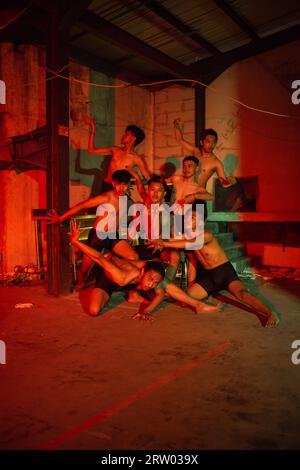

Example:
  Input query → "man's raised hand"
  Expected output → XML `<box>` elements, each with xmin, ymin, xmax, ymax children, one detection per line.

<box><xmin>85</xmin><ymin>115</ymin><xmax>95</xmax><ymax>130</ymax></box>
<box><xmin>46</xmin><ymin>209</ymin><xmax>62</xmax><ymax>225</ymax></box>
<box><xmin>67</xmin><ymin>220</ymin><xmax>83</xmax><ymax>244</ymax></box>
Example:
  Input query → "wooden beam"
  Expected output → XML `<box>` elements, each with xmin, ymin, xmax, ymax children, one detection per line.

<box><xmin>192</xmin><ymin>24</ymin><xmax>300</xmax><ymax>83</ymax></box>
<box><xmin>46</xmin><ymin>7</ymin><xmax>70</xmax><ymax>295</ymax></box>
<box><xmin>136</xmin><ymin>0</ymin><xmax>220</xmax><ymax>56</ymax></box>
<box><xmin>77</xmin><ymin>10</ymin><xmax>196</xmax><ymax>79</ymax></box>
<box><xmin>195</xmin><ymin>86</ymin><xmax>205</xmax><ymax>146</ymax></box>
<box><xmin>69</xmin><ymin>45</ymin><xmax>148</xmax><ymax>84</ymax></box>
<box><xmin>59</xmin><ymin>0</ymin><xmax>94</xmax><ymax>30</ymax></box>
<box><xmin>214</xmin><ymin>0</ymin><xmax>258</xmax><ymax>41</ymax></box>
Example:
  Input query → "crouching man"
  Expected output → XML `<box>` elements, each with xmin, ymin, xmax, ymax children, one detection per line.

<box><xmin>68</xmin><ymin>221</ymin><xmax>218</xmax><ymax>318</ymax></box>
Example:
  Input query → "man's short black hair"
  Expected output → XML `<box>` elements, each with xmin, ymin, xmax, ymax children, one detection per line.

<box><xmin>112</xmin><ymin>169</ymin><xmax>131</xmax><ymax>183</ymax></box>
<box><xmin>183</xmin><ymin>155</ymin><xmax>199</xmax><ymax>166</ymax></box>
<box><xmin>144</xmin><ymin>260</ymin><xmax>165</xmax><ymax>278</ymax></box>
<box><xmin>199</xmin><ymin>128</ymin><xmax>218</xmax><ymax>142</ymax></box>
<box><xmin>147</xmin><ymin>174</ymin><xmax>167</xmax><ymax>192</ymax></box>
<box><xmin>126</xmin><ymin>125</ymin><xmax>145</xmax><ymax>146</ymax></box>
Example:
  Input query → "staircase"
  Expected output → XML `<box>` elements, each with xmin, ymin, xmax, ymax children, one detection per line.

<box><xmin>205</xmin><ymin>221</ymin><xmax>250</xmax><ymax>275</ymax></box>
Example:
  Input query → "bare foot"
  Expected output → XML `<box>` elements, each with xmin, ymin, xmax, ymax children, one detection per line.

<box><xmin>131</xmin><ymin>312</ymin><xmax>154</xmax><ymax>322</ymax></box>
<box><xmin>263</xmin><ymin>312</ymin><xmax>279</xmax><ymax>328</ymax></box>
<box><xmin>195</xmin><ymin>302</ymin><xmax>219</xmax><ymax>314</ymax></box>
<box><xmin>207</xmin><ymin>296</ymin><xmax>224</xmax><ymax>308</ymax></box>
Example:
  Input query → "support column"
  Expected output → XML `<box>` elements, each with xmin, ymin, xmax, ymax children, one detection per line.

<box><xmin>46</xmin><ymin>7</ymin><xmax>70</xmax><ymax>295</ymax></box>
<box><xmin>195</xmin><ymin>85</ymin><xmax>205</xmax><ymax>146</ymax></box>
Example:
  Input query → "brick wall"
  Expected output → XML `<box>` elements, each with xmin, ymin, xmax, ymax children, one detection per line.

<box><xmin>153</xmin><ymin>86</ymin><xmax>195</xmax><ymax>177</ymax></box>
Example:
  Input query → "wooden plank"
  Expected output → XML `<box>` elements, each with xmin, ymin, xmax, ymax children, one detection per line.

<box><xmin>208</xmin><ymin>212</ymin><xmax>300</xmax><ymax>222</ymax></box>
<box><xmin>46</xmin><ymin>7</ymin><xmax>70</xmax><ymax>295</ymax></box>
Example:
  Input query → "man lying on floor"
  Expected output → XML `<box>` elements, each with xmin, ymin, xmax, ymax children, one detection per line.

<box><xmin>148</xmin><ymin>206</ymin><xmax>279</xmax><ymax>328</ymax></box>
<box><xmin>68</xmin><ymin>220</ymin><xmax>218</xmax><ymax>318</ymax></box>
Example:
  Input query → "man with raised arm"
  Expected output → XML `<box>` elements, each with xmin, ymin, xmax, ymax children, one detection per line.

<box><xmin>47</xmin><ymin>170</ymin><xmax>139</xmax><ymax>289</ymax></box>
<box><xmin>174</xmin><ymin>119</ymin><xmax>236</xmax><ymax>189</ymax></box>
<box><xmin>86</xmin><ymin>116</ymin><xmax>151</xmax><ymax>192</ymax></box>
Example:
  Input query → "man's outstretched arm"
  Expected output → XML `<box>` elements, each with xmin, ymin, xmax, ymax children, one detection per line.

<box><xmin>134</xmin><ymin>155</ymin><xmax>151</xmax><ymax>181</ymax></box>
<box><xmin>86</xmin><ymin>115</ymin><xmax>115</xmax><ymax>155</ymax></box>
<box><xmin>215</xmin><ymin>159</ymin><xmax>236</xmax><ymax>187</ymax></box>
<box><xmin>144</xmin><ymin>289</ymin><xmax>165</xmax><ymax>315</ymax></box>
<box><xmin>174</xmin><ymin>118</ymin><xmax>197</xmax><ymax>154</ymax></box>
<box><xmin>47</xmin><ymin>193</ymin><xmax>110</xmax><ymax>224</ymax></box>
<box><xmin>126</xmin><ymin>166</ymin><xmax>147</xmax><ymax>201</ymax></box>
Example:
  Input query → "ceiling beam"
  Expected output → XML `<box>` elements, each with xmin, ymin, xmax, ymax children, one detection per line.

<box><xmin>77</xmin><ymin>10</ymin><xmax>197</xmax><ymax>79</ymax></box>
<box><xmin>58</xmin><ymin>0</ymin><xmax>94</xmax><ymax>30</ymax></box>
<box><xmin>69</xmin><ymin>45</ymin><xmax>148</xmax><ymax>83</ymax></box>
<box><xmin>214</xmin><ymin>0</ymin><xmax>258</xmax><ymax>41</ymax></box>
<box><xmin>136</xmin><ymin>0</ymin><xmax>221</xmax><ymax>56</ymax></box>
<box><xmin>192</xmin><ymin>23</ymin><xmax>300</xmax><ymax>83</ymax></box>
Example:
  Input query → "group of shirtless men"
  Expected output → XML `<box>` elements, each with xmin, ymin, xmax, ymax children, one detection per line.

<box><xmin>48</xmin><ymin>117</ymin><xmax>278</xmax><ymax>328</ymax></box>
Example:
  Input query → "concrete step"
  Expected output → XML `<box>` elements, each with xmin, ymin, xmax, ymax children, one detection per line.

<box><xmin>224</xmin><ymin>242</ymin><xmax>245</xmax><ymax>260</ymax></box>
<box><xmin>215</xmin><ymin>232</ymin><xmax>234</xmax><ymax>247</ymax></box>
<box><xmin>231</xmin><ymin>256</ymin><xmax>251</xmax><ymax>275</ymax></box>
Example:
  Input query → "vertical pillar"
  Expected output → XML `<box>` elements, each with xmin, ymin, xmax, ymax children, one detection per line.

<box><xmin>46</xmin><ymin>7</ymin><xmax>70</xmax><ymax>295</ymax></box>
<box><xmin>195</xmin><ymin>85</ymin><xmax>205</xmax><ymax>147</ymax></box>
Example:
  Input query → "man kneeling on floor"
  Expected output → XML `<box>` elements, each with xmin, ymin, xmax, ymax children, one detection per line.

<box><xmin>68</xmin><ymin>221</ymin><xmax>218</xmax><ymax>319</ymax></box>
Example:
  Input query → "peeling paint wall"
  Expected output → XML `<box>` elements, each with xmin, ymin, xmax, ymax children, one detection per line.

<box><xmin>0</xmin><ymin>43</ymin><xmax>46</xmax><ymax>273</ymax></box>
<box><xmin>0</xmin><ymin>43</ymin><xmax>154</xmax><ymax>273</ymax></box>
<box><xmin>206</xmin><ymin>48</ymin><xmax>300</xmax><ymax>211</ymax></box>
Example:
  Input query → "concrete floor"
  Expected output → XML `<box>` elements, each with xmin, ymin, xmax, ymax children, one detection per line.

<box><xmin>1</xmin><ymin>278</ymin><xmax>300</xmax><ymax>450</ymax></box>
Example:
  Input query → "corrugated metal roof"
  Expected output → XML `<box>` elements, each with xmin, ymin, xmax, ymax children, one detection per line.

<box><xmin>68</xmin><ymin>0</ymin><xmax>300</xmax><ymax>80</ymax></box>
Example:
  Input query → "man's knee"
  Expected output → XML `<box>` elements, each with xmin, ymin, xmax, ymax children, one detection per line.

<box><xmin>169</xmin><ymin>251</ymin><xmax>180</xmax><ymax>264</ymax></box>
<box><xmin>126</xmin><ymin>251</ymin><xmax>139</xmax><ymax>261</ymax></box>
<box><xmin>88</xmin><ymin>305</ymin><xmax>100</xmax><ymax>316</ymax></box>
<box><xmin>235</xmin><ymin>288</ymin><xmax>248</xmax><ymax>301</ymax></box>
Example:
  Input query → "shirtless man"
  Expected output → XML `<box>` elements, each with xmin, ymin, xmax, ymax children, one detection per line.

<box><xmin>148</xmin><ymin>207</ymin><xmax>278</xmax><ymax>328</ymax></box>
<box><xmin>174</xmin><ymin>119</ymin><xmax>236</xmax><ymax>189</ymax></box>
<box><xmin>86</xmin><ymin>116</ymin><xmax>151</xmax><ymax>192</ymax></box>
<box><xmin>127</xmin><ymin>171</ymin><xmax>181</xmax><ymax>282</ymax></box>
<box><xmin>167</xmin><ymin>155</ymin><xmax>214</xmax><ymax>282</ymax></box>
<box><xmin>169</xmin><ymin>155</ymin><xmax>215</xmax><ymax>205</ymax></box>
<box><xmin>68</xmin><ymin>220</ymin><xmax>218</xmax><ymax>318</ymax></box>
<box><xmin>47</xmin><ymin>170</ymin><xmax>139</xmax><ymax>288</ymax></box>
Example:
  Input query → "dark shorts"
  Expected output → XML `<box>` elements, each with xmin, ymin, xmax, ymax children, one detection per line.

<box><xmin>94</xmin><ymin>266</ymin><xmax>156</xmax><ymax>301</ymax></box>
<box><xmin>87</xmin><ymin>228</ymin><xmax>121</xmax><ymax>252</ymax></box>
<box><xmin>94</xmin><ymin>266</ymin><xmax>123</xmax><ymax>296</ymax></box>
<box><xmin>195</xmin><ymin>261</ymin><xmax>239</xmax><ymax>295</ymax></box>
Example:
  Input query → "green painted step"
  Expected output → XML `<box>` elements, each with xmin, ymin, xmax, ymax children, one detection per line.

<box><xmin>215</xmin><ymin>232</ymin><xmax>234</xmax><ymax>247</ymax></box>
<box><xmin>231</xmin><ymin>256</ymin><xmax>251</xmax><ymax>275</ymax></box>
<box><xmin>224</xmin><ymin>242</ymin><xmax>245</xmax><ymax>260</ymax></box>
<box><xmin>205</xmin><ymin>221</ymin><xmax>227</xmax><ymax>233</ymax></box>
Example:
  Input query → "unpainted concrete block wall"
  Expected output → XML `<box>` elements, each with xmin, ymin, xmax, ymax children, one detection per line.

<box><xmin>153</xmin><ymin>86</ymin><xmax>195</xmax><ymax>177</ymax></box>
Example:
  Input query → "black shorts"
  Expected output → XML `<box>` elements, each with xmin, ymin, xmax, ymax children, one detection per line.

<box><xmin>87</xmin><ymin>228</ymin><xmax>121</xmax><ymax>252</ymax></box>
<box><xmin>195</xmin><ymin>261</ymin><xmax>239</xmax><ymax>295</ymax></box>
<box><xmin>94</xmin><ymin>266</ymin><xmax>156</xmax><ymax>301</ymax></box>
<box><xmin>94</xmin><ymin>266</ymin><xmax>123</xmax><ymax>296</ymax></box>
